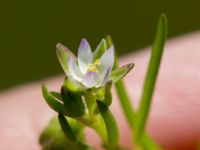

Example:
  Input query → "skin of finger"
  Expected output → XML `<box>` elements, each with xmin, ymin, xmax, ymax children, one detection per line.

<box><xmin>0</xmin><ymin>32</ymin><xmax>200</xmax><ymax>150</ymax></box>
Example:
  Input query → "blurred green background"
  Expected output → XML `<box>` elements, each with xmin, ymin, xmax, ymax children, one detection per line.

<box><xmin>0</xmin><ymin>0</ymin><xmax>199</xmax><ymax>90</ymax></box>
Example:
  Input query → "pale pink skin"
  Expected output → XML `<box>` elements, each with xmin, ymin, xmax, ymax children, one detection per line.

<box><xmin>0</xmin><ymin>32</ymin><xmax>200</xmax><ymax>150</ymax></box>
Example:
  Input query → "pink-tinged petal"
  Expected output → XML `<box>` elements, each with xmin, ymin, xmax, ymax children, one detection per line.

<box><xmin>99</xmin><ymin>46</ymin><xmax>114</xmax><ymax>77</ymax></box>
<box><xmin>68</xmin><ymin>56</ymin><xmax>83</xmax><ymax>82</ymax></box>
<box><xmin>82</xmin><ymin>72</ymin><xmax>100</xmax><ymax>88</ymax></box>
<box><xmin>100</xmin><ymin>67</ymin><xmax>112</xmax><ymax>87</ymax></box>
<box><xmin>78</xmin><ymin>38</ymin><xmax>93</xmax><ymax>74</ymax></box>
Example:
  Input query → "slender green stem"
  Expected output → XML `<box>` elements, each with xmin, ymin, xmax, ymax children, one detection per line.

<box><xmin>81</xmin><ymin>92</ymin><xmax>108</xmax><ymax>144</ymax></box>
<box><xmin>106</xmin><ymin>36</ymin><xmax>136</xmax><ymax>127</ymax></box>
<box><xmin>115</xmin><ymin>81</ymin><xmax>136</xmax><ymax>127</ymax></box>
<box><xmin>135</xmin><ymin>14</ymin><xmax>167</xmax><ymax>143</ymax></box>
<box><xmin>84</xmin><ymin>92</ymin><xmax>97</xmax><ymax>117</ymax></box>
<box><xmin>97</xmin><ymin>100</ymin><xmax>119</xmax><ymax>147</ymax></box>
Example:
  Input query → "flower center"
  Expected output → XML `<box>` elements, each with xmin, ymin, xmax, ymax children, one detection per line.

<box><xmin>87</xmin><ymin>59</ymin><xmax>101</xmax><ymax>73</ymax></box>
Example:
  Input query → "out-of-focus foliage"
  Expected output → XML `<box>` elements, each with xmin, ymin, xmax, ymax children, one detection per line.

<box><xmin>0</xmin><ymin>0</ymin><xmax>199</xmax><ymax>90</ymax></box>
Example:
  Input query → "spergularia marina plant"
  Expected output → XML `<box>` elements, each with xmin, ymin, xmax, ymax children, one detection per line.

<box><xmin>40</xmin><ymin>14</ymin><xmax>167</xmax><ymax>150</ymax></box>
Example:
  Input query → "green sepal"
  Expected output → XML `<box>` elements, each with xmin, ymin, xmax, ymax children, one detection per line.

<box><xmin>50</xmin><ymin>91</ymin><xmax>62</xmax><ymax>102</ymax></box>
<box><xmin>64</xmin><ymin>77</ymin><xmax>86</xmax><ymax>92</ymax></box>
<box><xmin>102</xmin><ymin>82</ymin><xmax>112</xmax><ymax>107</ymax></box>
<box><xmin>56</xmin><ymin>43</ymin><xmax>75</xmax><ymax>75</ymax></box>
<box><xmin>93</xmin><ymin>39</ymin><xmax>107</xmax><ymax>60</ymax></box>
<box><xmin>110</xmin><ymin>63</ymin><xmax>134</xmax><ymax>83</ymax></box>
<box><xmin>61</xmin><ymin>85</ymin><xmax>85</xmax><ymax>118</ymax></box>
<box><xmin>58</xmin><ymin>113</ymin><xmax>77</xmax><ymax>142</ymax></box>
<box><xmin>105</xmin><ymin>36</ymin><xmax>113</xmax><ymax>49</ymax></box>
<box><xmin>42</xmin><ymin>84</ymin><xmax>66</xmax><ymax>114</ymax></box>
<box><xmin>97</xmin><ymin>101</ymin><xmax>119</xmax><ymax>146</ymax></box>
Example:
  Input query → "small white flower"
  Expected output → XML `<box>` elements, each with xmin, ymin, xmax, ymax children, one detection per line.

<box><xmin>56</xmin><ymin>38</ymin><xmax>134</xmax><ymax>90</ymax></box>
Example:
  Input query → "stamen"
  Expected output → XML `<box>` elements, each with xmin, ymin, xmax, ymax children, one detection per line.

<box><xmin>86</xmin><ymin>59</ymin><xmax>101</xmax><ymax>73</ymax></box>
<box><xmin>94</xmin><ymin>59</ymin><xmax>101</xmax><ymax>66</ymax></box>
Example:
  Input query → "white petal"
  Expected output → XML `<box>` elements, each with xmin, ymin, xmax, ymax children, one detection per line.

<box><xmin>68</xmin><ymin>56</ymin><xmax>83</xmax><ymax>82</ymax></box>
<box><xmin>99</xmin><ymin>46</ymin><xmax>114</xmax><ymax>77</ymax></box>
<box><xmin>82</xmin><ymin>72</ymin><xmax>100</xmax><ymax>88</ymax></box>
<box><xmin>78</xmin><ymin>39</ymin><xmax>93</xmax><ymax>74</ymax></box>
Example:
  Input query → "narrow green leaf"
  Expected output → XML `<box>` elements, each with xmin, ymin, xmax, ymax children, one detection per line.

<box><xmin>110</xmin><ymin>63</ymin><xmax>134</xmax><ymax>83</ymax></box>
<box><xmin>42</xmin><ymin>84</ymin><xmax>65</xmax><ymax>114</ymax></box>
<box><xmin>58</xmin><ymin>113</ymin><xmax>77</xmax><ymax>142</ymax></box>
<box><xmin>97</xmin><ymin>100</ymin><xmax>119</xmax><ymax>146</ymax></box>
<box><xmin>135</xmin><ymin>14</ymin><xmax>167</xmax><ymax>141</ymax></box>
<box><xmin>61</xmin><ymin>85</ymin><xmax>85</xmax><ymax>118</ymax></box>
<box><xmin>93</xmin><ymin>39</ymin><xmax>107</xmax><ymax>60</ymax></box>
